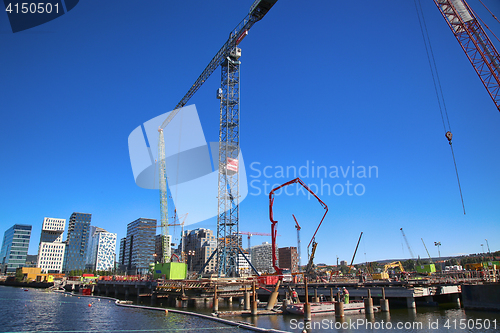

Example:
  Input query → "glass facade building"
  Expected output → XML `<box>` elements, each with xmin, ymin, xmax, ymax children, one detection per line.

<box><xmin>0</xmin><ymin>224</ymin><xmax>32</xmax><ymax>274</ymax></box>
<box><xmin>86</xmin><ymin>226</ymin><xmax>117</xmax><ymax>272</ymax></box>
<box><xmin>119</xmin><ymin>218</ymin><xmax>156</xmax><ymax>275</ymax></box>
<box><xmin>37</xmin><ymin>217</ymin><xmax>66</xmax><ymax>273</ymax></box>
<box><xmin>63</xmin><ymin>212</ymin><xmax>91</xmax><ymax>272</ymax></box>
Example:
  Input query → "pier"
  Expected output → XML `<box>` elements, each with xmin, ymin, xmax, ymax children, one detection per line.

<box><xmin>86</xmin><ymin>275</ymin><xmax>483</xmax><ymax>312</ymax></box>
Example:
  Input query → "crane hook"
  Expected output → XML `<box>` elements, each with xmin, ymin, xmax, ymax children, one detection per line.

<box><xmin>445</xmin><ymin>131</ymin><xmax>453</xmax><ymax>145</ymax></box>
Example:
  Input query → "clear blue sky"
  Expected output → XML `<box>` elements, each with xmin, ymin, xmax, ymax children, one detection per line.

<box><xmin>1</xmin><ymin>0</ymin><xmax>499</xmax><ymax>266</ymax></box>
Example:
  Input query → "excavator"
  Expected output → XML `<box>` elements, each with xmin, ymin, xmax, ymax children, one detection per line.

<box><xmin>372</xmin><ymin>261</ymin><xmax>405</xmax><ymax>280</ymax></box>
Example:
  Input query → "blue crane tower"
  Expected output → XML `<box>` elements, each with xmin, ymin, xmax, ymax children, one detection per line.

<box><xmin>158</xmin><ymin>0</ymin><xmax>278</xmax><ymax>277</ymax></box>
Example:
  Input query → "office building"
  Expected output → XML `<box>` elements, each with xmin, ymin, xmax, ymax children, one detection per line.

<box><xmin>250</xmin><ymin>242</ymin><xmax>278</xmax><ymax>274</ymax></box>
<box><xmin>181</xmin><ymin>228</ymin><xmax>217</xmax><ymax>274</ymax></box>
<box><xmin>278</xmin><ymin>246</ymin><xmax>299</xmax><ymax>273</ymax></box>
<box><xmin>154</xmin><ymin>234</ymin><xmax>173</xmax><ymax>263</ymax></box>
<box><xmin>37</xmin><ymin>217</ymin><xmax>66</xmax><ymax>273</ymax></box>
<box><xmin>63</xmin><ymin>212</ymin><xmax>91</xmax><ymax>272</ymax></box>
<box><xmin>119</xmin><ymin>218</ymin><xmax>156</xmax><ymax>274</ymax></box>
<box><xmin>238</xmin><ymin>252</ymin><xmax>251</xmax><ymax>275</ymax></box>
<box><xmin>0</xmin><ymin>224</ymin><xmax>32</xmax><ymax>274</ymax></box>
<box><xmin>86</xmin><ymin>226</ymin><xmax>117</xmax><ymax>272</ymax></box>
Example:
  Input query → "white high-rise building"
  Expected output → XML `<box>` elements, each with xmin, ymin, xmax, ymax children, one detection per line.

<box><xmin>238</xmin><ymin>252</ymin><xmax>251</xmax><ymax>276</ymax></box>
<box><xmin>37</xmin><ymin>217</ymin><xmax>66</xmax><ymax>273</ymax></box>
<box><xmin>86</xmin><ymin>226</ymin><xmax>117</xmax><ymax>272</ymax></box>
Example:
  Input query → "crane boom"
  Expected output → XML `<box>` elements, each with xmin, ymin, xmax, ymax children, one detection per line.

<box><xmin>348</xmin><ymin>232</ymin><xmax>363</xmax><ymax>273</ymax></box>
<box><xmin>160</xmin><ymin>0</ymin><xmax>278</xmax><ymax>130</ymax></box>
<box><xmin>292</xmin><ymin>214</ymin><xmax>301</xmax><ymax>268</ymax></box>
<box><xmin>400</xmin><ymin>228</ymin><xmax>415</xmax><ymax>259</ymax></box>
<box><xmin>434</xmin><ymin>0</ymin><xmax>500</xmax><ymax>111</ymax></box>
<box><xmin>421</xmin><ymin>238</ymin><xmax>434</xmax><ymax>263</ymax></box>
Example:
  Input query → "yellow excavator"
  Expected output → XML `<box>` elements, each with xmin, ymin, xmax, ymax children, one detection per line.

<box><xmin>372</xmin><ymin>261</ymin><xmax>405</xmax><ymax>280</ymax></box>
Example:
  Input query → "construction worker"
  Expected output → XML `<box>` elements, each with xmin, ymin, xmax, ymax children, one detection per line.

<box><xmin>292</xmin><ymin>289</ymin><xmax>299</xmax><ymax>304</ymax></box>
<box><xmin>343</xmin><ymin>287</ymin><xmax>349</xmax><ymax>304</ymax></box>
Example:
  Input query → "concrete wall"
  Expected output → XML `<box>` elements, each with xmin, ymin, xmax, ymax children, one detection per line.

<box><xmin>462</xmin><ymin>284</ymin><xmax>500</xmax><ymax>310</ymax></box>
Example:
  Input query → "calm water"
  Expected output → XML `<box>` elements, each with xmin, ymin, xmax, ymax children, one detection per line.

<box><xmin>2</xmin><ymin>285</ymin><xmax>500</xmax><ymax>333</ymax></box>
<box><xmin>0</xmin><ymin>286</ymin><xmax>253</xmax><ymax>333</ymax></box>
<box><xmin>233</xmin><ymin>306</ymin><xmax>500</xmax><ymax>332</ymax></box>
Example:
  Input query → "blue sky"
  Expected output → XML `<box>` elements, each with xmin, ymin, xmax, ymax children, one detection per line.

<box><xmin>1</xmin><ymin>0</ymin><xmax>499</xmax><ymax>266</ymax></box>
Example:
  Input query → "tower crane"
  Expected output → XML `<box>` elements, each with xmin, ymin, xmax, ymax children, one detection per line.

<box><xmin>433</xmin><ymin>0</ymin><xmax>500</xmax><ymax>112</ymax></box>
<box><xmin>158</xmin><ymin>127</ymin><xmax>170</xmax><ymax>264</ymax></box>
<box><xmin>238</xmin><ymin>231</ymin><xmax>279</xmax><ymax>252</ymax></box>
<box><xmin>400</xmin><ymin>228</ymin><xmax>416</xmax><ymax>259</ymax></box>
<box><xmin>292</xmin><ymin>214</ymin><xmax>301</xmax><ymax>268</ymax></box>
<box><xmin>156</xmin><ymin>0</ymin><xmax>278</xmax><ymax>277</ymax></box>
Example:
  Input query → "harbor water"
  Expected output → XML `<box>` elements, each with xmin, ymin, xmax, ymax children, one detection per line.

<box><xmin>0</xmin><ymin>286</ymin><xmax>253</xmax><ymax>333</ymax></box>
<box><xmin>2</xmin><ymin>285</ymin><xmax>500</xmax><ymax>333</ymax></box>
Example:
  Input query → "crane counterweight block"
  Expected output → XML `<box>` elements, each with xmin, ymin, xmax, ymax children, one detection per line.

<box><xmin>268</xmin><ymin>177</ymin><xmax>328</xmax><ymax>274</ymax></box>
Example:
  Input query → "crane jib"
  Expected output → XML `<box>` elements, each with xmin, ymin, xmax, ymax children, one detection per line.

<box><xmin>162</xmin><ymin>0</ymin><xmax>278</xmax><ymax>130</ymax></box>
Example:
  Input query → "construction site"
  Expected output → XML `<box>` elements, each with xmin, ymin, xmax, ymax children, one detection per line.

<box><xmin>3</xmin><ymin>0</ymin><xmax>500</xmax><ymax>332</ymax></box>
<box><xmin>90</xmin><ymin>0</ymin><xmax>500</xmax><ymax>324</ymax></box>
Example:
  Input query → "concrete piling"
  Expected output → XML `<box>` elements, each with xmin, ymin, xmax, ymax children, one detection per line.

<box><xmin>452</xmin><ymin>293</ymin><xmax>461</xmax><ymax>308</ymax></box>
<box><xmin>330</xmin><ymin>288</ymin><xmax>334</xmax><ymax>302</ymax></box>
<box><xmin>251</xmin><ymin>280</ymin><xmax>258</xmax><ymax>316</ymax></box>
<box><xmin>364</xmin><ymin>289</ymin><xmax>373</xmax><ymax>314</ymax></box>
<box><xmin>213</xmin><ymin>284</ymin><xmax>218</xmax><ymax>313</ymax></box>
<box><xmin>335</xmin><ymin>300</ymin><xmax>344</xmax><ymax>317</ymax></box>
<box><xmin>266</xmin><ymin>280</ymin><xmax>281</xmax><ymax>310</ymax></box>
<box><xmin>314</xmin><ymin>288</ymin><xmax>319</xmax><ymax>303</ymax></box>
<box><xmin>304</xmin><ymin>277</ymin><xmax>311</xmax><ymax>321</ymax></box>
<box><xmin>282</xmin><ymin>298</ymin><xmax>288</xmax><ymax>313</ymax></box>
<box><xmin>380</xmin><ymin>287</ymin><xmax>389</xmax><ymax>312</ymax></box>
<box><xmin>406</xmin><ymin>296</ymin><xmax>416</xmax><ymax>309</ymax></box>
<box><xmin>244</xmin><ymin>289</ymin><xmax>250</xmax><ymax>310</ymax></box>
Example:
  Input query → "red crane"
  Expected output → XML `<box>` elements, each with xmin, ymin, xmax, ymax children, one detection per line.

<box><xmin>434</xmin><ymin>0</ymin><xmax>500</xmax><ymax>111</ymax></box>
<box><xmin>269</xmin><ymin>178</ymin><xmax>328</xmax><ymax>274</ymax></box>
<box><xmin>238</xmin><ymin>231</ymin><xmax>279</xmax><ymax>251</ymax></box>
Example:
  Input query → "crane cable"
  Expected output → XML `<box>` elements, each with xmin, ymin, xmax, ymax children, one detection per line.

<box><xmin>476</xmin><ymin>0</ymin><xmax>500</xmax><ymax>43</ymax></box>
<box><xmin>413</xmin><ymin>0</ymin><xmax>466</xmax><ymax>214</ymax></box>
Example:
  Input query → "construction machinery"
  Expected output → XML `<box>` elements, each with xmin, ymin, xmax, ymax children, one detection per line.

<box><xmin>157</xmin><ymin>127</ymin><xmax>170</xmax><ymax>264</ymax></box>
<box><xmin>156</xmin><ymin>0</ymin><xmax>278</xmax><ymax>277</ymax></box>
<box><xmin>292</xmin><ymin>214</ymin><xmax>301</xmax><ymax>268</ymax></box>
<box><xmin>421</xmin><ymin>238</ymin><xmax>434</xmax><ymax>264</ymax></box>
<box><xmin>238</xmin><ymin>231</ymin><xmax>278</xmax><ymax>252</ymax></box>
<box><xmin>419</xmin><ymin>238</ymin><xmax>437</xmax><ymax>274</ymax></box>
<box><xmin>433</xmin><ymin>0</ymin><xmax>500</xmax><ymax>112</ymax></box>
<box><xmin>372</xmin><ymin>261</ymin><xmax>405</xmax><ymax>280</ymax></box>
<box><xmin>269</xmin><ymin>177</ymin><xmax>328</xmax><ymax>275</ymax></box>
<box><xmin>348</xmin><ymin>232</ymin><xmax>363</xmax><ymax>274</ymax></box>
<box><xmin>304</xmin><ymin>240</ymin><xmax>318</xmax><ymax>279</ymax></box>
<box><xmin>400</xmin><ymin>228</ymin><xmax>416</xmax><ymax>259</ymax></box>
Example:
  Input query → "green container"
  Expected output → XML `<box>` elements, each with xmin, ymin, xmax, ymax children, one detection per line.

<box><xmin>482</xmin><ymin>261</ymin><xmax>500</xmax><ymax>269</ymax></box>
<box><xmin>153</xmin><ymin>262</ymin><xmax>187</xmax><ymax>280</ymax></box>
<box><xmin>416</xmin><ymin>264</ymin><xmax>436</xmax><ymax>274</ymax></box>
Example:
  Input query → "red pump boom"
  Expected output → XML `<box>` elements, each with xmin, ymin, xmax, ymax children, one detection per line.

<box><xmin>269</xmin><ymin>178</ymin><xmax>328</xmax><ymax>274</ymax></box>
